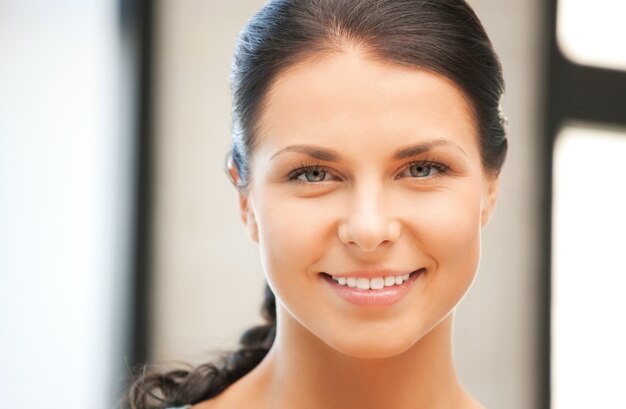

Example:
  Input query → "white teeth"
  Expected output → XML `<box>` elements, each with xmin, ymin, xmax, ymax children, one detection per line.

<box><xmin>331</xmin><ymin>273</ymin><xmax>414</xmax><ymax>289</ymax></box>
<box><xmin>356</xmin><ymin>278</ymin><xmax>370</xmax><ymax>290</ymax></box>
<box><xmin>370</xmin><ymin>277</ymin><xmax>385</xmax><ymax>290</ymax></box>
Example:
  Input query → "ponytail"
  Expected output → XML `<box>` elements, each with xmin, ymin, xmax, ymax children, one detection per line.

<box><xmin>127</xmin><ymin>284</ymin><xmax>276</xmax><ymax>409</ymax></box>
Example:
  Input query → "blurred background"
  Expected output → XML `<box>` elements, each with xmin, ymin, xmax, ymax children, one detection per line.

<box><xmin>1</xmin><ymin>0</ymin><xmax>624</xmax><ymax>408</ymax></box>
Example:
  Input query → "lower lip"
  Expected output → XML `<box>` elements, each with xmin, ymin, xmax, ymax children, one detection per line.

<box><xmin>320</xmin><ymin>269</ymin><xmax>425</xmax><ymax>307</ymax></box>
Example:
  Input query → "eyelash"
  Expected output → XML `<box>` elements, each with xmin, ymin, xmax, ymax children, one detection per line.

<box><xmin>398</xmin><ymin>160</ymin><xmax>450</xmax><ymax>179</ymax></box>
<box><xmin>287</xmin><ymin>161</ymin><xmax>329</xmax><ymax>184</ymax></box>
<box><xmin>286</xmin><ymin>159</ymin><xmax>450</xmax><ymax>185</ymax></box>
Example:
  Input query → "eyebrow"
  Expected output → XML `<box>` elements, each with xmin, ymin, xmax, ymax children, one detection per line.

<box><xmin>393</xmin><ymin>140</ymin><xmax>469</xmax><ymax>159</ymax></box>
<box><xmin>269</xmin><ymin>139</ymin><xmax>467</xmax><ymax>162</ymax></box>
<box><xmin>270</xmin><ymin>144</ymin><xmax>341</xmax><ymax>162</ymax></box>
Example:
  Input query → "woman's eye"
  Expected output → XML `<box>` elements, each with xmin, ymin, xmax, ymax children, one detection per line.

<box><xmin>401</xmin><ymin>161</ymin><xmax>448</xmax><ymax>179</ymax></box>
<box><xmin>289</xmin><ymin>167</ymin><xmax>330</xmax><ymax>183</ymax></box>
<box><xmin>410</xmin><ymin>164</ymin><xmax>436</xmax><ymax>177</ymax></box>
<box><xmin>302</xmin><ymin>169</ymin><xmax>326</xmax><ymax>182</ymax></box>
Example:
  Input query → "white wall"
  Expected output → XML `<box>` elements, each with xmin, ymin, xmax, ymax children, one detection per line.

<box><xmin>150</xmin><ymin>1</ymin><xmax>543</xmax><ymax>408</ymax></box>
<box><xmin>150</xmin><ymin>0</ymin><xmax>268</xmax><ymax>363</ymax></box>
<box><xmin>454</xmin><ymin>0</ymin><xmax>543</xmax><ymax>406</ymax></box>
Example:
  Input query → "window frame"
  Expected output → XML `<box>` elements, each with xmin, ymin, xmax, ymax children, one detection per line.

<box><xmin>543</xmin><ymin>0</ymin><xmax>626</xmax><ymax>407</ymax></box>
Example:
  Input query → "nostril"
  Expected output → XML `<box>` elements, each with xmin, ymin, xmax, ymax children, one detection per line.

<box><xmin>337</xmin><ymin>217</ymin><xmax>401</xmax><ymax>251</ymax></box>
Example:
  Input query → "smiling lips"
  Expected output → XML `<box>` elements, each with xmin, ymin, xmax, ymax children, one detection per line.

<box><xmin>321</xmin><ymin>269</ymin><xmax>425</xmax><ymax>307</ymax></box>
<box><xmin>330</xmin><ymin>272</ymin><xmax>414</xmax><ymax>290</ymax></box>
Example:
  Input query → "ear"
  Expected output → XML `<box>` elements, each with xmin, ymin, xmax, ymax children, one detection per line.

<box><xmin>225</xmin><ymin>152</ymin><xmax>240</xmax><ymax>189</ymax></box>
<box><xmin>225</xmin><ymin>155</ymin><xmax>259</xmax><ymax>242</ymax></box>
<box><xmin>481</xmin><ymin>176</ymin><xmax>500</xmax><ymax>228</ymax></box>
<box><xmin>238</xmin><ymin>192</ymin><xmax>259</xmax><ymax>243</ymax></box>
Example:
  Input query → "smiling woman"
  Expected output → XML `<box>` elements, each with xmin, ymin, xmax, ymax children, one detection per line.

<box><xmin>128</xmin><ymin>0</ymin><xmax>507</xmax><ymax>408</ymax></box>
<box><xmin>243</xmin><ymin>53</ymin><xmax>498</xmax><ymax>364</ymax></box>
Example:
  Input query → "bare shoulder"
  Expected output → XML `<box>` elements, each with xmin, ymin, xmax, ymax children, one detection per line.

<box><xmin>190</xmin><ymin>393</ymin><xmax>240</xmax><ymax>409</ymax></box>
<box><xmin>464</xmin><ymin>394</ymin><xmax>486</xmax><ymax>409</ymax></box>
<box><xmin>190</xmin><ymin>388</ymin><xmax>259</xmax><ymax>409</ymax></box>
<box><xmin>191</xmin><ymin>398</ymin><xmax>221</xmax><ymax>409</ymax></box>
<box><xmin>190</xmin><ymin>388</ymin><xmax>247</xmax><ymax>409</ymax></box>
<box><xmin>190</xmin><ymin>366</ymin><xmax>269</xmax><ymax>409</ymax></box>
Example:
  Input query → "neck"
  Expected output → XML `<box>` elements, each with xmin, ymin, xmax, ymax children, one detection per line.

<box><xmin>250</xmin><ymin>305</ymin><xmax>470</xmax><ymax>409</ymax></box>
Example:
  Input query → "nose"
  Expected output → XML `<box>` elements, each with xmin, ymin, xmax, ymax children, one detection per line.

<box><xmin>337</xmin><ymin>185</ymin><xmax>401</xmax><ymax>252</ymax></box>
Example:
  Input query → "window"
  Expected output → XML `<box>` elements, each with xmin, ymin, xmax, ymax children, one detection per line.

<box><xmin>557</xmin><ymin>0</ymin><xmax>626</xmax><ymax>71</ymax></box>
<box><xmin>552</xmin><ymin>124</ymin><xmax>626</xmax><ymax>408</ymax></box>
<box><xmin>548</xmin><ymin>0</ymin><xmax>626</xmax><ymax>407</ymax></box>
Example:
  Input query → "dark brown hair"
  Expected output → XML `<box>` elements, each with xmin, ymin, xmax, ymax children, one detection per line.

<box><xmin>128</xmin><ymin>1</ymin><xmax>507</xmax><ymax>407</ymax></box>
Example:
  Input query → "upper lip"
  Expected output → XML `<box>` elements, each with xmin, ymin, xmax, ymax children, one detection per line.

<box><xmin>322</xmin><ymin>269</ymin><xmax>421</xmax><ymax>278</ymax></box>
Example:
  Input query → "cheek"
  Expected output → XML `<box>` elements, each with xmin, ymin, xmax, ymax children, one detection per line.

<box><xmin>411</xmin><ymin>185</ymin><xmax>481</xmax><ymax>252</ymax></box>
<box><xmin>254</xmin><ymin>192</ymin><xmax>336</xmax><ymax>285</ymax></box>
<box><xmin>253</xmin><ymin>192</ymin><xmax>344</xmax><ymax>333</ymax></box>
<box><xmin>424</xmin><ymin>191</ymin><xmax>481</xmax><ymax>265</ymax></box>
<box><xmin>407</xmin><ymin>186</ymin><xmax>483</xmax><ymax>304</ymax></box>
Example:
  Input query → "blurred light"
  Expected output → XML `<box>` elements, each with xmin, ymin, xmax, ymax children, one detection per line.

<box><xmin>557</xmin><ymin>0</ymin><xmax>626</xmax><ymax>71</ymax></box>
<box><xmin>552</xmin><ymin>124</ymin><xmax>626</xmax><ymax>408</ymax></box>
<box><xmin>0</xmin><ymin>1</ymin><xmax>133</xmax><ymax>408</ymax></box>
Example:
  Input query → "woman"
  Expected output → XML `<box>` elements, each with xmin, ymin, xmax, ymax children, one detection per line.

<box><xmin>129</xmin><ymin>0</ymin><xmax>507</xmax><ymax>407</ymax></box>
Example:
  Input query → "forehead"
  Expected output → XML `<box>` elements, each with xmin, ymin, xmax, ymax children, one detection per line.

<box><xmin>255</xmin><ymin>50</ymin><xmax>479</xmax><ymax>160</ymax></box>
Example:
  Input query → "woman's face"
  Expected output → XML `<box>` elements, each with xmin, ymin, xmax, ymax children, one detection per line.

<box><xmin>237</xmin><ymin>50</ymin><xmax>498</xmax><ymax>358</ymax></box>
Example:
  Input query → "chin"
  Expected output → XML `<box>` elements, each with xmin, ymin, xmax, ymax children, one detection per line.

<box><xmin>325</xmin><ymin>329</ymin><xmax>419</xmax><ymax>359</ymax></box>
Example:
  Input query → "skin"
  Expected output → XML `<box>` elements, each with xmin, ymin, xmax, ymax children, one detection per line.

<box><xmin>199</xmin><ymin>48</ymin><xmax>498</xmax><ymax>409</ymax></box>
